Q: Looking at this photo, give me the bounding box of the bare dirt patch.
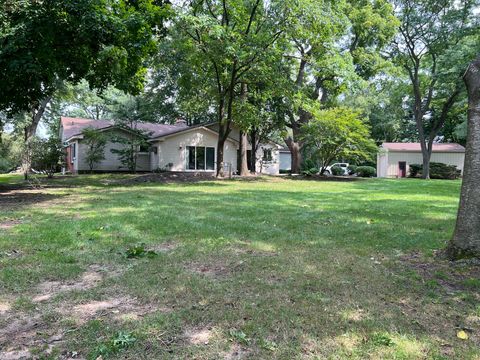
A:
[151,241,178,253]
[33,266,104,302]
[115,172,217,185]
[0,295,166,359]
[223,343,252,359]
[184,326,214,345]
[399,251,480,294]
[0,313,64,360]
[0,219,22,230]
[0,300,11,314]
[0,189,64,210]
[186,259,245,279]
[63,295,164,325]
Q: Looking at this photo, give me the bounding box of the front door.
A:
[398,161,407,178]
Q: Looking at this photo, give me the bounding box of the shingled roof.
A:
[60,117,189,142]
[381,142,465,153]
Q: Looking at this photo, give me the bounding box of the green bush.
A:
[356,166,376,177]
[347,165,357,175]
[331,165,344,176]
[409,162,460,179]
[302,167,319,176]
[409,164,422,177]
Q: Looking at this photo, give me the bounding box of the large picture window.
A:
[187,146,215,170]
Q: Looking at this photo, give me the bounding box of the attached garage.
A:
[377,142,465,178]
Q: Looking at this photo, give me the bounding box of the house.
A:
[60,117,283,175]
[279,147,292,172]
[377,142,465,178]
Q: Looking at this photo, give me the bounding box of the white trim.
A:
[185,145,216,171]
[151,126,240,144]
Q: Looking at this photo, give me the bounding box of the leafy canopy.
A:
[300,107,377,172]
[0,0,170,114]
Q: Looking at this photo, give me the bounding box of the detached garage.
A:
[377,142,465,178]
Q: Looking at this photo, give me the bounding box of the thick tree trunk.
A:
[250,129,258,174]
[22,97,51,180]
[420,140,433,179]
[285,123,303,174]
[446,56,480,259]
[216,136,226,177]
[239,131,249,176]
[238,83,249,176]
[286,138,302,174]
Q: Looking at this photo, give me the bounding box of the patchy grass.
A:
[0,174,479,359]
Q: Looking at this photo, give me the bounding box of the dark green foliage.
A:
[347,165,358,175]
[110,127,151,173]
[0,0,170,115]
[369,332,394,347]
[331,166,344,176]
[409,164,422,178]
[82,127,107,172]
[30,136,64,178]
[409,163,461,180]
[356,166,376,178]
[125,244,157,259]
[302,167,319,176]
[91,331,137,358]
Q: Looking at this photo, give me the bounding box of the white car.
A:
[324,163,349,176]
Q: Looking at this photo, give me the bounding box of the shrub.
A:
[356,166,376,177]
[430,162,461,179]
[409,162,460,179]
[347,164,357,175]
[331,165,344,176]
[302,167,319,176]
[409,164,422,177]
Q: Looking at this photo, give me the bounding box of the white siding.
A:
[378,151,465,178]
[280,152,291,171]
[76,130,151,172]
[255,144,280,175]
[153,128,238,173]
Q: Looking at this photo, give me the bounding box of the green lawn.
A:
[1,175,479,359]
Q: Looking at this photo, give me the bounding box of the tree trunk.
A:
[216,135,226,177]
[239,131,249,176]
[286,138,302,174]
[22,97,51,180]
[250,128,258,174]
[238,83,249,176]
[285,123,303,174]
[446,56,480,259]
[420,142,433,179]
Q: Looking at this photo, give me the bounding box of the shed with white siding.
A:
[377,142,465,178]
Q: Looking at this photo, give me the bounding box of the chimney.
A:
[175,118,187,127]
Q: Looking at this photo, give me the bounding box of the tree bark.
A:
[238,83,249,176]
[285,121,302,174]
[217,135,226,177]
[239,131,249,176]
[250,128,258,174]
[446,56,480,259]
[23,96,51,180]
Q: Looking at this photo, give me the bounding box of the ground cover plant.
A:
[0,174,479,359]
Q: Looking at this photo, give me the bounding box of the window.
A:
[139,144,149,153]
[187,146,215,170]
[263,149,272,162]
[71,143,76,162]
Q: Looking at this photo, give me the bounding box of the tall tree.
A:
[446,56,480,260]
[392,0,478,179]
[168,0,290,176]
[283,0,398,173]
[0,0,169,178]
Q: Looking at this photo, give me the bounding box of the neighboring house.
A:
[279,148,292,172]
[377,142,465,178]
[60,117,284,175]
